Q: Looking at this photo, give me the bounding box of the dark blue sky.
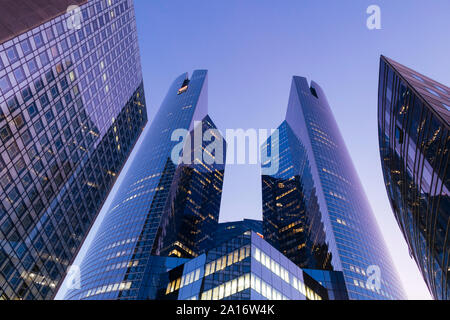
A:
[57,0,450,299]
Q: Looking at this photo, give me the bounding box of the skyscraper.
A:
[262,121,332,270]
[262,76,406,300]
[64,70,227,300]
[378,56,449,300]
[0,0,146,300]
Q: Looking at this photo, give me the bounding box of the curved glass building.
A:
[378,56,449,299]
[262,76,406,300]
[65,70,227,300]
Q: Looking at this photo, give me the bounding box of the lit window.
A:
[224,282,231,297]
[194,268,200,281]
[238,276,244,292]
[231,279,237,295]
[218,284,225,300]
[178,86,188,95]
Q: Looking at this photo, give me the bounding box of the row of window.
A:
[200,273,251,300]
[254,247,322,300]
[84,281,132,298]
[166,267,202,295]
[204,245,251,277]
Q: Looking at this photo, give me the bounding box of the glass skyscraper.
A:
[378,56,449,300]
[0,0,146,300]
[65,70,227,300]
[212,219,263,246]
[262,121,332,271]
[262,76,406,300]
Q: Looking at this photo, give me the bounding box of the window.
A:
[51,45,59,58]
[0,75,12,94]
[55,100,64,113]
[443,103,450,112]
[13,114,25,129]
[69,34,77,46]
[22,86,33,102]
[55,22,65,35]
[0,125,12,142]
[34,33,44,48]
[13,66,26,83]
[27,102,38,118]
[7,142,20,159]
[20,39,32,55]
[6,46,19,63]
[39,51,50,66]
[45,110,54,122]
[50,85,59,99]
[27,58,38,74]
[46,70,55,83]
[7,96,19,112]
[61,78,68,90]
[411,73,424,82]
[39,93,49,107]
[35,78,44,92]
[21,129,32,145]
[433,85,447,95]
[425,87,440,98]
[61,38,69,52]
[46,28,55,41]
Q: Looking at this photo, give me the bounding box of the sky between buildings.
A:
[57,0,450,299]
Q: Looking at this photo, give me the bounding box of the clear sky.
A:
[57,0,450,299]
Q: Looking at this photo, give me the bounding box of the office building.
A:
[0,0,146,300]
[261,76,406,299]
[378,56,449,299]
[164,231,346,300]
[65,70,226,300]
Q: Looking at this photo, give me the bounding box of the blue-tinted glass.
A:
[20,39,32,55]
[262,76,406,300]
[33,32,44,48]
[378,57,449,300]
[27,58,38,74]
[39,51,50,66]
[6,46,19,63]
[0,0,147,301]
[27,102,38,118]
[13,66,26,83]
[0,75,12,94]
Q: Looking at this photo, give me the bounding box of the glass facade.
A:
[165,231,341,301]
[152,115,226,258]
[378,56,449,300]
[212,219,263,247]
[0,0,146,300]
[262,121,332,270]
[65,70,227,300]
[262,76,406,300]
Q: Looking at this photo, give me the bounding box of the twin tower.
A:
[65,70,406,300]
